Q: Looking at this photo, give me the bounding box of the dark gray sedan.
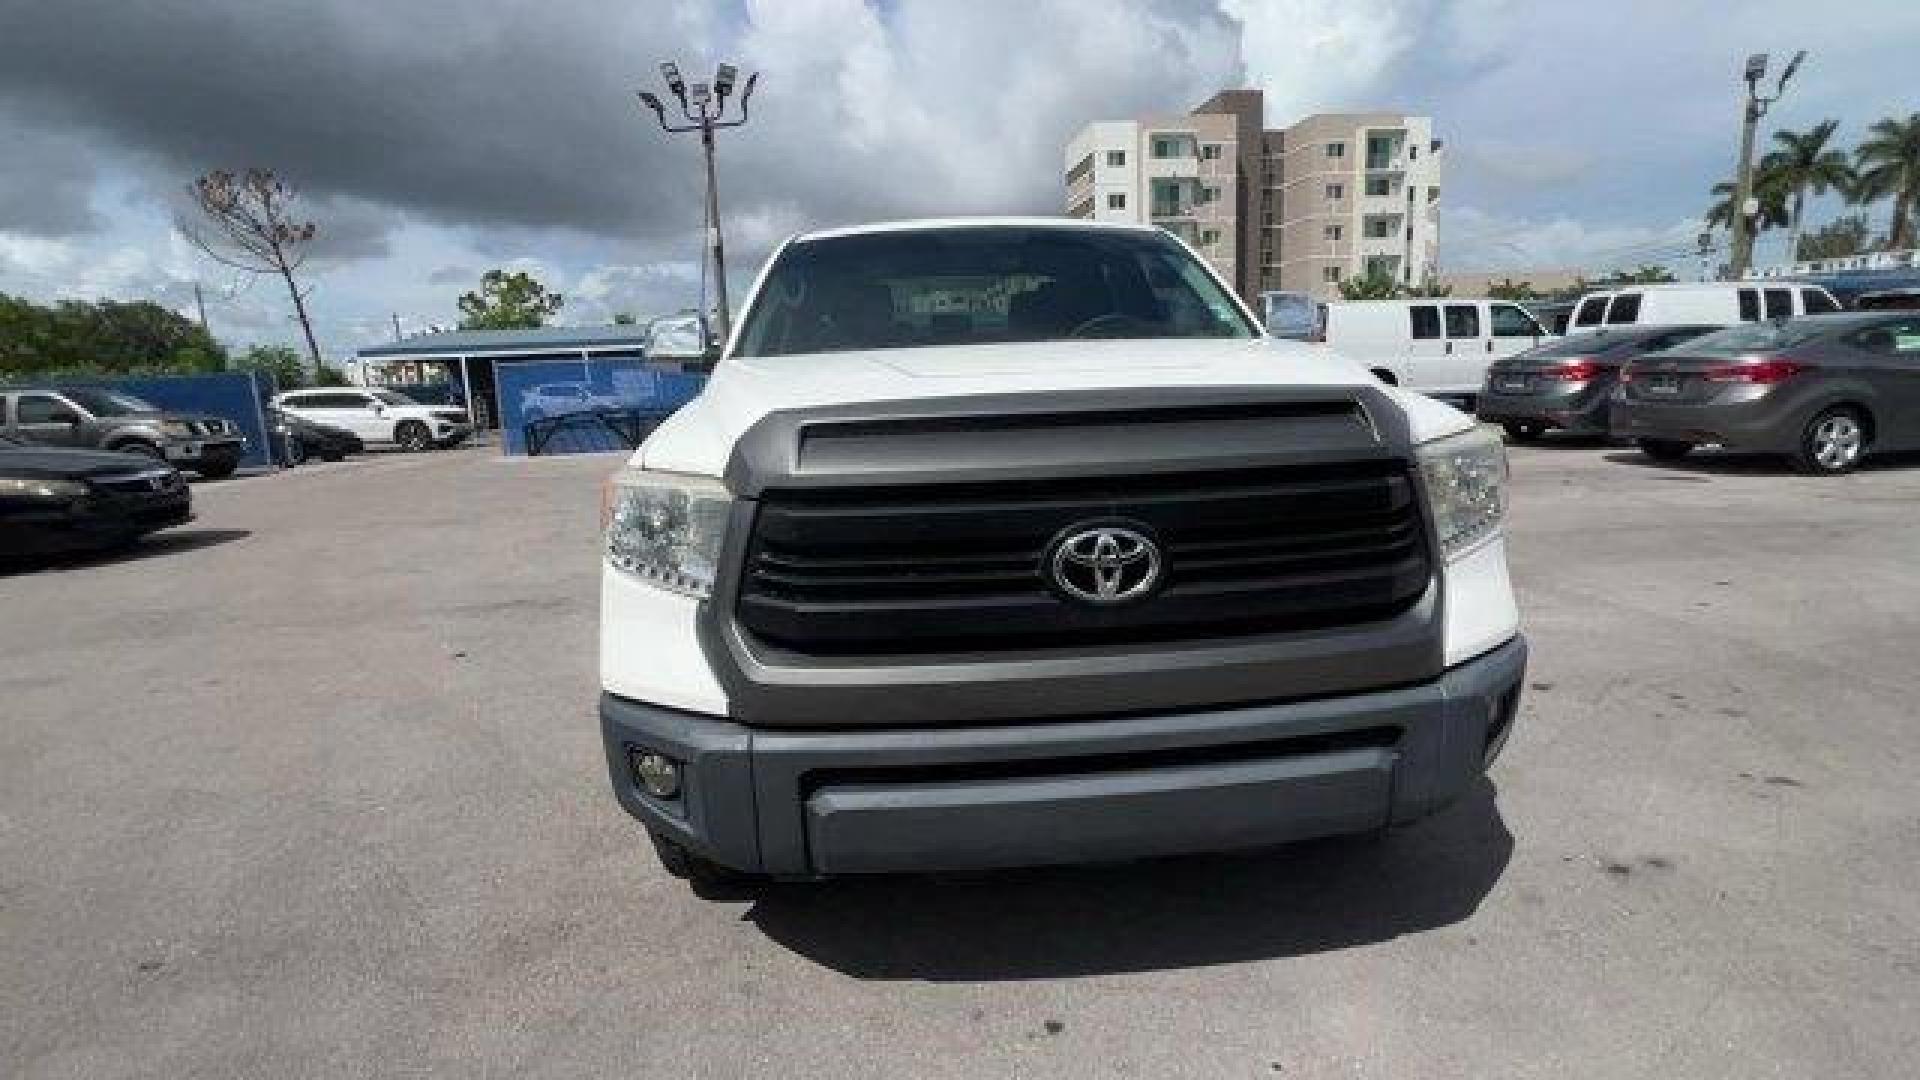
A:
[1477,324,1719,441]
[1611,313,1920,474]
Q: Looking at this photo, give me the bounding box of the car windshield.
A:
[62,388,157,416]
[1665,321,1830,356]
[372,390,420,406]
[734,226,1256,358]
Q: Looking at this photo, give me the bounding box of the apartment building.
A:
[1064,90,1442,302]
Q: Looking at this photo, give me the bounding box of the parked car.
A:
[0,387,247,479]
[1855,287,1920,311]
[1319,298,1552,396]
[0,433,192,557]
[1477,324,1721,441]
[1258,289,1323,340]
[519,381,622,423]
[599,218,1525,888]
[1566,281,1841,334]
[266,406,361,466]
[1612,312,1920,474]
[271,388,471,451]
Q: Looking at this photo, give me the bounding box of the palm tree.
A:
[1706,174,1789,235]
[1854,112,1920,250]
[1763,120,1855,260]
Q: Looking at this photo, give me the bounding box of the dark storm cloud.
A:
[0,109,101,237]
[0,1,694,242]
[0,0,1239,260]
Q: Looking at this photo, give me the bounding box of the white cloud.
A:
[1224,0,1416,119]
[1445,206,1714,275]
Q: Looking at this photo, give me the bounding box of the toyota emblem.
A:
[1050,524,1162,605]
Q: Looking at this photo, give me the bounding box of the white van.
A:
[1319,299,1550,396]
[1566,281,1841,334]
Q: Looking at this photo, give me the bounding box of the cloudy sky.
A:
[2,0,1916,357]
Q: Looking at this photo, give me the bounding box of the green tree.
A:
[1795,213,1874,261]
[1606,265,1677,286]
[235,344,307,389]
[1762,120,1855,259]
[1487,279,1540,302]
[1853,111,1920,250]
[0,292,224,377]
[457,269,564,330]
[1337,269,1405,300]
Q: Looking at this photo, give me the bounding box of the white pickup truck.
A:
[598,218,1525,887]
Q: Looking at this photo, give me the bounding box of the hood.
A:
[0,445,175,480]
[638,338,1474,477]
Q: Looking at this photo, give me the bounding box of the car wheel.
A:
[648,829,759,893]
[1638,438,1694,462]
[115,441,166,460]
[395,420,432,452]
[1793,406,1866,475]
[194,460,238,480]
[284,437,308,467]
[1502,421,1545,443]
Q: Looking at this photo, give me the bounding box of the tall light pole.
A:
[1726,49,1805,280]
[639,61,758,350]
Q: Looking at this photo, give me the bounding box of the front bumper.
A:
[164,438,245,465]
[600,635,1526,877]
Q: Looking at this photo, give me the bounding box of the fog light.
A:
[630,750,681,800]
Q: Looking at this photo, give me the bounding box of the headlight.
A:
[0,476,88,499]
[161,420,197,439]
[1416,426,1508,561]
[602,470,732,598]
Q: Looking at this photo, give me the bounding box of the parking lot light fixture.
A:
[637,59,759,349]
[1727,49,1808,279]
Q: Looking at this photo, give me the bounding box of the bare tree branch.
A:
[178,168,324,370]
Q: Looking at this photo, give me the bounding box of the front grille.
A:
[737,461,1432,656]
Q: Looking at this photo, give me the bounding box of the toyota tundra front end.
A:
[597,219,1525,885]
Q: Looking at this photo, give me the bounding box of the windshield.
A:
[1666,321,1829,356]
[372,390,420,406]
[62,388,157,416]
[735,226,1255,358]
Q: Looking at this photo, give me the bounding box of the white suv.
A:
[273,388,471,451]
[598,218,1526,887]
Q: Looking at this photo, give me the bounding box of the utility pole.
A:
[193,281,212,338]
[638,61,758,350]
[1727,50,1806,279]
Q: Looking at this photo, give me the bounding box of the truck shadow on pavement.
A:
[742,778,1510,980]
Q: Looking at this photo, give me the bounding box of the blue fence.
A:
[494,357,705,456]
[69,371,276,470]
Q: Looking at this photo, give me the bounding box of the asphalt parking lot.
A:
[4,440,1918,1079]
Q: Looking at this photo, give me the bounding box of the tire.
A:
[1502,421,1546,443]
[284,437,308,467]
[319,446,346,462]
[1792,406,1866,475]
[395,420,433,452]
[113,440,166,461]
[194,460,238,480]
[648,830,756,891]
[1638,438,1695,462]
